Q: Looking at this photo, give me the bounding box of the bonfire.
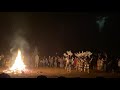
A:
[3,49,26,74]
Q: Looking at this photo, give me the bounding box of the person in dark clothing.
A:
[37,75,47,78]
[0,73,11,78]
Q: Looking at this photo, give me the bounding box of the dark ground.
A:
[0,67,120,78]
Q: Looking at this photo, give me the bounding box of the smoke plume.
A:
[10,29,29,54]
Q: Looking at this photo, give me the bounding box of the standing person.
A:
[101,58,105,71]
[48,56,51,67]
[62,57,65,68]
[86,62,90,73]
[100,58,104,71]
[42,57,45,67]
[45,58,48,67]
[65,56,69,70]
[103,60,107,72]
[39,57,43,67]
[58,56,61,68]
[68,63,71,72]
[103,53,107,71]
[77,60,81,72]
[59,57,62,68]
[70,57,74,69]
[1,54,5,67]
[118,58,120,72]
[83,57,89,73]
[34,47,39,56]
[50,57,54,67]
[75,58,79,71]
[79,58,84,72]
[0,55,2,67]
[84,61,87,72]
[59,57,64,68]
[90,57,94,70]
[54,59,57,68]
[55,56,57,67]
[67,56,73,72]
[79,59,82,72]
[97,58,101,70]
[73,57,77,69]
[35,54,39,68]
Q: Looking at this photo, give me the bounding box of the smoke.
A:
[96,16,108,32]
[10,29,30,54]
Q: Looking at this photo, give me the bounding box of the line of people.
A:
[0,53,110,74]
[1,50,120,73]
[33,54,92,73]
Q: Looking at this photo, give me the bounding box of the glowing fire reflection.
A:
[3,49,26,74]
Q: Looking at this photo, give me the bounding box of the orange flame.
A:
[3,49,26,74]
[10,49,25,72]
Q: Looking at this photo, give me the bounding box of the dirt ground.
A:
[0,67,120,78]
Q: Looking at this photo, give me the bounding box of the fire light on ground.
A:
[3,49,27,74]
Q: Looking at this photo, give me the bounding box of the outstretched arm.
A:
[89,58,93,63]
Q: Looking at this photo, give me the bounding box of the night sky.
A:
[0,12,120,56]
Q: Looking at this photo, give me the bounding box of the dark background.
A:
[0,12,120,56]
